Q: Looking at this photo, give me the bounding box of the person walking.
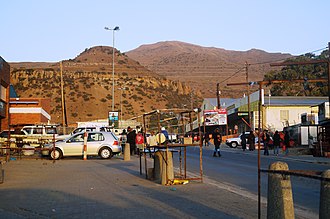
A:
[283,130,290,156]
[240,132,247,151]
[204,132,211,147]
[120,129,127,153]
[135,131,144,156]
[273,130,281,156]
[248,131,255,151]
[212,128,222,157]
[127,127,137,156]
[262,130,270,155]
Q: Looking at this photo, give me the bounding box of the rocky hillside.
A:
[126,41,292,97]
[10,46,199,125]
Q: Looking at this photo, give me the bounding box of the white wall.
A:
[265,106,312,131]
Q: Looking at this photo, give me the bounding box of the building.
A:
[200,90,328,135]
[0,57,11,131]
[9,97,52,128]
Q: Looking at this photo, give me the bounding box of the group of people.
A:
[121,126,170,156]
[240,129,290,156]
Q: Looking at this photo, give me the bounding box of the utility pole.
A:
[245,61,251,128]
[216,83,221,109]
[60,61,67,134]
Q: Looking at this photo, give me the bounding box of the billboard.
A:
[204,109,227,126]
[109,111,119,121]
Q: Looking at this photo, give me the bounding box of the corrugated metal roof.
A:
[204,96,328,108]
[264,96,328,106]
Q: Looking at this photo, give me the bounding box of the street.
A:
[173,144,330,217]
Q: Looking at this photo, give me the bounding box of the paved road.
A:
[174,144,330,218]
[0,156,265,219]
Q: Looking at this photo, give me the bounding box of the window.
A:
[280,110,289,121]
[22,128,33,135]
[88,133,104,142]
[0,85,6,101]
[70,133,84,142]
[33,128,43,134]
[46,127,57,134]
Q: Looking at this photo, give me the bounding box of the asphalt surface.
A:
[0,148,328,219]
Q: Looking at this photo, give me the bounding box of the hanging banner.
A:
[203,109,227,125]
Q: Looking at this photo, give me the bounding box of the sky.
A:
[1,0,330,62]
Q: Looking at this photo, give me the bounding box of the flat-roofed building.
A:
[0,57,11,131]
[9,98,51,127]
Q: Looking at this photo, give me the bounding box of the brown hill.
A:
[126,41,292,98]
[10,46,198,125]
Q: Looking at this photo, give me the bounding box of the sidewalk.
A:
[0,156,265,219]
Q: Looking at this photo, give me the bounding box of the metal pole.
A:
[112,29,115,112]
[120,88,123,128]
[257,82,262,219]
[246,61,251,128]
[216,83,221,109]
[60,61,67,134]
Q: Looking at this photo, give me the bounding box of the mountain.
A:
[10,46,198,125]
[126,41,292,98]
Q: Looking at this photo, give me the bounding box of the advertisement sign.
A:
[108,111,119,128]
[204,109,227,125]
[109,111,119,121]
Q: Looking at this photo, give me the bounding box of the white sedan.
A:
[42,131,121,159]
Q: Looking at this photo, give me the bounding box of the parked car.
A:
[56,127,122,140]
[225,132,250,148]
[42,131,121,159]
[225,132,272,149]
[21,125,58,137]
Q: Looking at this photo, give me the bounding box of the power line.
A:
[218,67,245,85]
[249,46,328,66]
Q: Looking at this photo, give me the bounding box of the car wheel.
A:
[99,147,112,159]
[50,148,62,160]
[230,142,238,148]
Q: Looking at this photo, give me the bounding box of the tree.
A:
[264,50,328,96]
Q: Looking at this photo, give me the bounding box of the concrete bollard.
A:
[320,169,330,219]
[154,151,174,185]
[123,143,130,161]
[267,162,294,219]
[83,132,87,160]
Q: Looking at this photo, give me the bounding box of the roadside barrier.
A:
[262,163,330,219]
[124,143,130,161]
[83,132,87,160]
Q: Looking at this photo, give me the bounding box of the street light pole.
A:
[105,26,120,112]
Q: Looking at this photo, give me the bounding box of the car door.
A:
[64,133,85,156]
[86,132,105,155]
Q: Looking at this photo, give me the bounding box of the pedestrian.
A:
[204,132,211,147]
[248,131,255,151]
[283,130,290,156]
[240,132,247,151]
[273,130,281,156]
[127,127,137,156]
[161,127,169,143]
[262,130,270,155]
[135,131,144,155]
[212,128,222,157]
[120,129,127,153]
